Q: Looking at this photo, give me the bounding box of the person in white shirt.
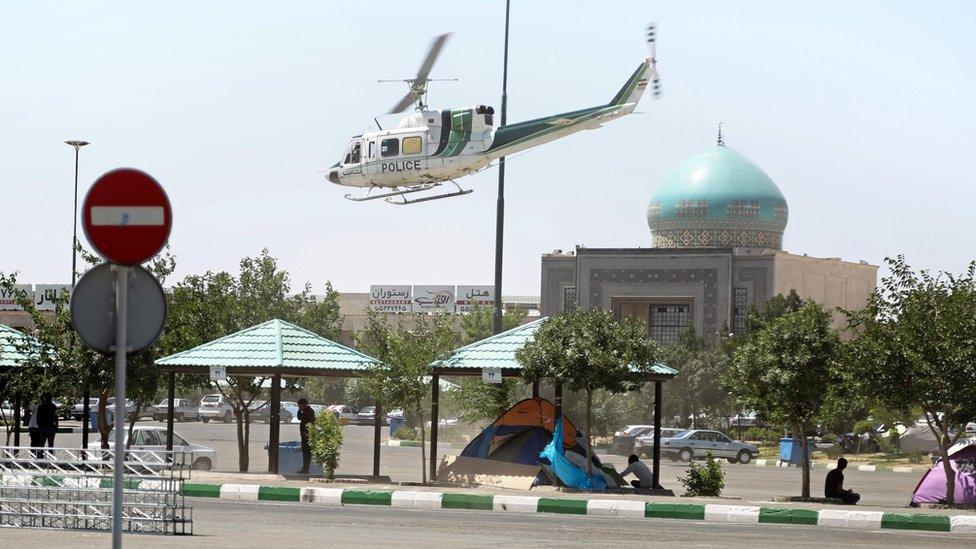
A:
[620,454,653,489]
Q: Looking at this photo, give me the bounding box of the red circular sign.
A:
[82,168,172,266]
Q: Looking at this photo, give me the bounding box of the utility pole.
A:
[66,139,90,449]
[492,0,511,335]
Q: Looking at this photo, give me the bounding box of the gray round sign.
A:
[70,262,166,354]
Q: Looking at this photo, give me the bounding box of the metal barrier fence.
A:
[0,446,193,535]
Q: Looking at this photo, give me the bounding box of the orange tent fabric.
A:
[491,398,579,449]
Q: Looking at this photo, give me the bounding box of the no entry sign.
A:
[82,168,172,266]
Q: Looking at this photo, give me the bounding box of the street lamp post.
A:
[65,139,90,449]
[491,0,511,335]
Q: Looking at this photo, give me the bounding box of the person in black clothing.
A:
[825,457,860,504]
[297,398,316,475]
[36,393,59,450]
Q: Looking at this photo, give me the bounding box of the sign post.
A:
[112,266,127,549]
[74,167,171,549]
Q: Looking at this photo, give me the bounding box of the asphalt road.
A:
[2,499,973,548]
[55,420,923,508]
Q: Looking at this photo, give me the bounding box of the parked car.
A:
[137,402,157,420]
[54,400,73,420]
[661,429,758,464]
[328,404,357,424]
[104,398,138,423]
[611,425,655,455]
[85,426,217,470]
[198,394,234,423]
[290,403,327,424]
[248,400,293,423]
[153,399,200,422]
[634,428,687,458]
[71,398,100,421]
[355,406,381,425]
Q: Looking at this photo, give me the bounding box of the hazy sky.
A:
[3,1,975,295]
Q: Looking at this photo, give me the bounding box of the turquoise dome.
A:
[647,145,788,249]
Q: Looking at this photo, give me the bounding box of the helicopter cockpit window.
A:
[350,142,361,164]
[402,136,422,155]
[381,138,399,157]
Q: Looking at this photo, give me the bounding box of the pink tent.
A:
[909,443,976,506]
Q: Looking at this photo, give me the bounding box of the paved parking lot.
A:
[53,419,925,509]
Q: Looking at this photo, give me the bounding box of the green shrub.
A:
[308,410,343,479]
[876,435,898,457]
[741,427,781,445]
[394,426,417,441]
[825,445,844,459]
[907,451,924,464]
[678,452,725,497]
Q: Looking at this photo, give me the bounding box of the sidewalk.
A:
[179,471,976,533]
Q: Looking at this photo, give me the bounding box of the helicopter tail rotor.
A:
[646,23,662,99]
[383,33,453,113]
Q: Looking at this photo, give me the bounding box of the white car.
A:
[153,399,200,422]
[198,394,234,423]
[85,426,217,471]
[104,398,138,423]
[328,404,357,423]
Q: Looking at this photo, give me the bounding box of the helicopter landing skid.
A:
[385,180,473,205]
[343,184,438,202]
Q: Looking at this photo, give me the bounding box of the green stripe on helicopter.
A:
[439,109,473,157]
[487,104,617,156]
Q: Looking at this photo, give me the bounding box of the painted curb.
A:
[180,483,975,533]
[753,460,924,473]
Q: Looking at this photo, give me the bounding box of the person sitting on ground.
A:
[825,457,860,504]
[620,454,654,489]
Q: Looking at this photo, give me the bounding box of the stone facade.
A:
[541,247,876,344]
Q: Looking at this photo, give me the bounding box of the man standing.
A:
[825,457,860,504]
[297,398,316,475]
[36,393,59,451]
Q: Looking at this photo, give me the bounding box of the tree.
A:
[660,327,730,429]
[725,301,841,498]
[357,310,456,484]
[845,256,976,506]
[452,305,528,423]
[516,310,659,479]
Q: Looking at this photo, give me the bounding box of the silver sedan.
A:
[660,429,758,464]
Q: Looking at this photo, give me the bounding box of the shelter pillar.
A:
[429,373,440,481]
[165,372,175,453]
[268,374,282,474]
[12,391,21,447]
[554,383,563,420]
[653,380,662,488]
[531,381,539,398]
[82,387,90,452]
[372,400,382,478]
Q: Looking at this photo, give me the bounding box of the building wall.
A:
[539,246,876,344]
[572,247,737,344]
[772,252,878,331]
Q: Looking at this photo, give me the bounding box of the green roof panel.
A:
[0,324,35,368]
[431,317,677,377]
[155,319,380,371]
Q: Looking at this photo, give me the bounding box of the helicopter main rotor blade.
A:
[389,91,417,114]
[415,33,451,84]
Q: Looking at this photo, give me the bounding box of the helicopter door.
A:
[343,140,363,176]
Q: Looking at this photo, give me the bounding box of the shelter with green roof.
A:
[155,319,383,475]
[0,324,42,447]
[427,316,677,486]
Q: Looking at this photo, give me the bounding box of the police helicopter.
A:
[328,26,662,205]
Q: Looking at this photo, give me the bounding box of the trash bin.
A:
[779,437,814,465]
[389,416,406,437]
[267,440,322,476]
[89,410,98,432]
